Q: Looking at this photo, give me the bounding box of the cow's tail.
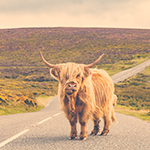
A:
[111,108,117,123]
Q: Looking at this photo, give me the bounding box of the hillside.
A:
[0,27,150,115]
[115,67,150,110]
[1,28,150,82]
[1,27,150,66]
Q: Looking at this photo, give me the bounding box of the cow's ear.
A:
[84,67,91,78]
[50,68,60,80]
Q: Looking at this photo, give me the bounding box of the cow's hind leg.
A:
[100,112,111,136]
[90,117,101,135]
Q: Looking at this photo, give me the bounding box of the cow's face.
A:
[50,63,91,96]
[40,51,104,96]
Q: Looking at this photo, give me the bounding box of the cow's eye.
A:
[66,75,69,80]
[76,74,80,78]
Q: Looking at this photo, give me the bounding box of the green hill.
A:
[0,27,150,115]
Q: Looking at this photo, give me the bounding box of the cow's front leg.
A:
[68,112,77,140]
[79,113,89,140]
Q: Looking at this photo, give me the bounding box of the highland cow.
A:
[40,52,117,140]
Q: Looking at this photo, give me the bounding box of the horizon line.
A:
[0,26,150,30]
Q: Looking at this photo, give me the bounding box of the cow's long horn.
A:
[40,51,57,68]
[85,53,104,68]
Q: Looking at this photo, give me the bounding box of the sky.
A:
[0,0,150,29]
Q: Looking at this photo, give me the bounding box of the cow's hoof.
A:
[100,132,108,136]
[79,132,88,140]
[69,136,77,140]
[90,130,99,135]
[69,131,77,140]
[100,130,109,136]
[79,137,87,140]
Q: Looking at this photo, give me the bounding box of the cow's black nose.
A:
[65,82,77,95]
[68,82,77,88]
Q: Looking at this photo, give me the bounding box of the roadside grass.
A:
[115,105,150,122]
[0,78,58,97]
[0,103,44,116]
[115,67,150,122]
[0,78,58,116]
[98,55,150,76]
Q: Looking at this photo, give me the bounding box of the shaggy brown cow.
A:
[40,51,117,140]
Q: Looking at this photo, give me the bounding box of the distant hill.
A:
[1,27,150,67]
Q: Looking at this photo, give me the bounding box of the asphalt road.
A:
[0,60,150,150]
[112,59,150,84]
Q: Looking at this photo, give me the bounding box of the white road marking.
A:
[37,112,62,125]
[37,117,52,125]
[53,112,61,117]
[0,112,62,148]
[0,129,30,148]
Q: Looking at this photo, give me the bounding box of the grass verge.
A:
[0,103,44,116]
[115,105,150,122]
[115,66,150,122]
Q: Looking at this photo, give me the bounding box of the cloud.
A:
[0,0,134,14]
[0,0,150,29]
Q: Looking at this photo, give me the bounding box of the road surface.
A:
[0,60,150,150]
[112,59,150,83]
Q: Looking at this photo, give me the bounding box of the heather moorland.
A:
[0,27,150,117]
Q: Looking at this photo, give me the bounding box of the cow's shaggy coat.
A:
[40,52,117,140]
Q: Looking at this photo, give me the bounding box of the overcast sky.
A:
[0,0,150,29]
